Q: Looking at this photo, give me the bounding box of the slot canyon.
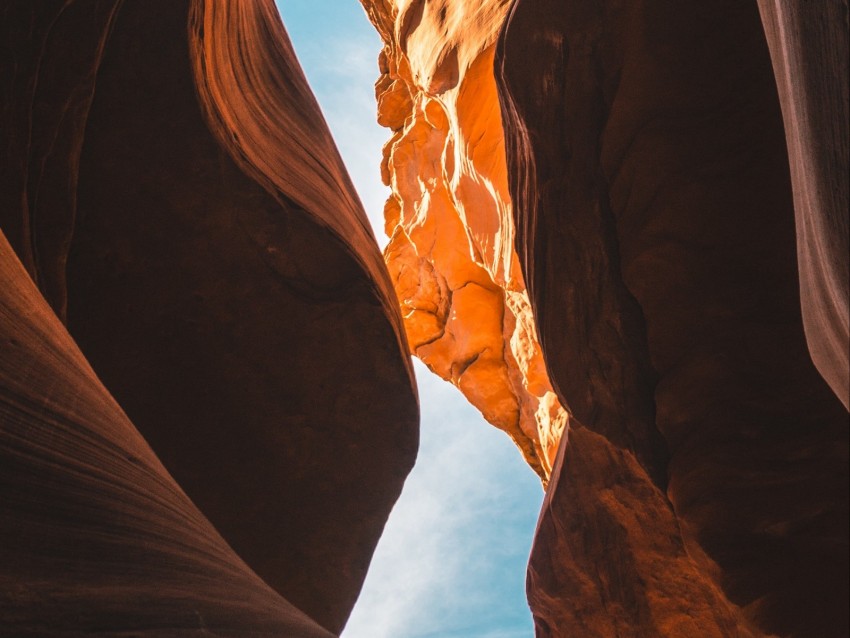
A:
[0,0,847,637]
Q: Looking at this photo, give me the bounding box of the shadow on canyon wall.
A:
[1,1,847,636]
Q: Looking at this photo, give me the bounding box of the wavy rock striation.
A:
[361,0,568,480]
[0,231,332,637]
[757,0,849,410]
[1,0,418,634]
[361,0,848,636]
[497,1,848,637]
[4,0,847,635]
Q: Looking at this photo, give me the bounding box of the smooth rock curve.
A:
[0,0,419,633]
[497,1,848,636]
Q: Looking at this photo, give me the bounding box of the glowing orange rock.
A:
[362,0,568,480]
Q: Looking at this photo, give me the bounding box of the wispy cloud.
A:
[342,363,540,638]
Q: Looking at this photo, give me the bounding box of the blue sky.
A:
[274,2,542,636]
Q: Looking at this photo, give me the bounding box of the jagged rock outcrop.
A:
[361,0,568,480]
[496,1,848,637]
[0,1,418,634]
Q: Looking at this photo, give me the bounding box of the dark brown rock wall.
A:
[497,0,848,636]
[0,0,419,634]
[0,1,123,318]
[0,230,332,637]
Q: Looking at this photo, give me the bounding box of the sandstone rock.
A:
[361,0,568,481]
[5,0,847,635]
[0,1,122,321]
[359,0,848,634]
[0,0,418,633]
[497,1,848,636]
[0,230,332,637]
[757,0,849,410]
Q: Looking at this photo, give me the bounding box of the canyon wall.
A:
[364,0,848,636]
[497,1,847,637]
[0,230,332,637]
[2,0,847,636]
[0,1,418,634]
[361,0,569,481]
[757,1,849,410]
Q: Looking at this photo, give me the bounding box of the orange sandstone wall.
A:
[361,0,567,480]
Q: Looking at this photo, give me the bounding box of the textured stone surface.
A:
[358,0,848,634]
[362,0,568,480]
[530,426,751,638]
[497,1,848,636]
[0,1,122,320]
[0,0,418,634]
[757,0,849,410]
[0,231,333,638]
[4,0,848,635]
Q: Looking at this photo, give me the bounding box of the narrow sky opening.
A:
[274,2,543,636]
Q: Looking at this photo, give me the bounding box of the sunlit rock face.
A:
[497,1,848,637]
[0,1,417,634]
[360,0,569,480]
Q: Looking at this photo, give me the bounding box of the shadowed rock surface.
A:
[0,231,333,637]
[757,0,849,410]
[1,0,418,634]
[357,0,848,632]
[497,0,848,636]
[3,0,848,636]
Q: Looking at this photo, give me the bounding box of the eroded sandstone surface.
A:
[0,1,418,634]
[0,230,333,637]
[757,1,849,410]
[496,1,848,636]
[364,0,849,637]
[361,0,569,480]
[2,0,847,636]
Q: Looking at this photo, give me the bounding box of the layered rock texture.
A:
[497,1,848,634]
[365,0,849,637]
[0,230,332,638]
[361,0,569,480]
[0,1,417,635]
[2,0,848,636]
[757,1,849,410]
